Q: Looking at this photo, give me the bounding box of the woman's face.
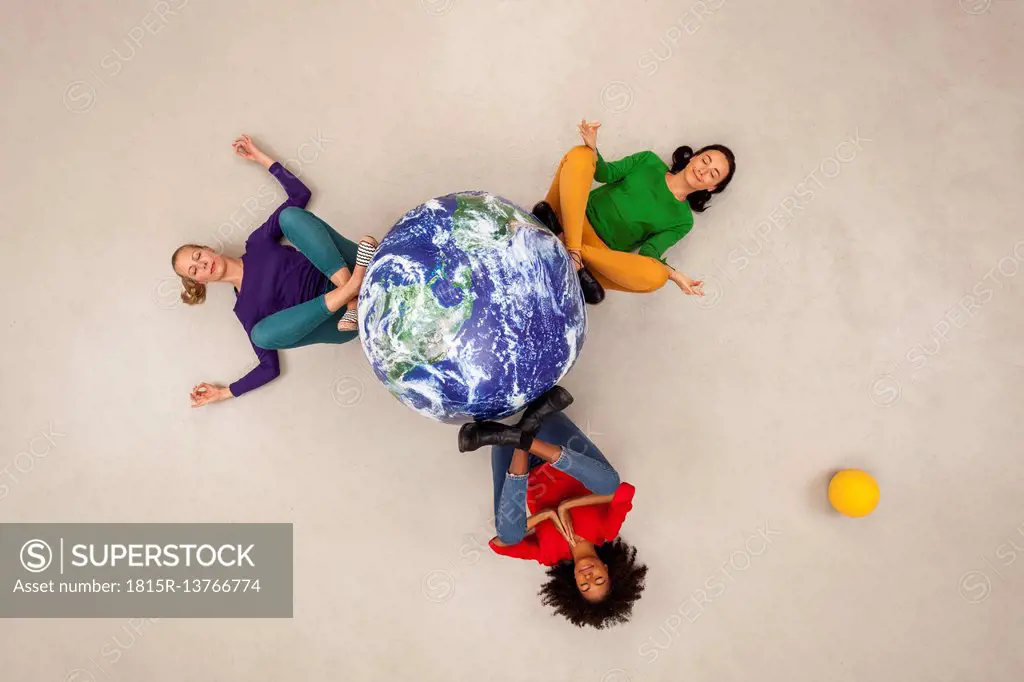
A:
[683,149,730,191]
[174,246,224,283]
[575,555,610,602]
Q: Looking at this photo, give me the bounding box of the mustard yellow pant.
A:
[544,146,670,293]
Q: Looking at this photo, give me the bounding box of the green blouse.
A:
[585,150,694,263]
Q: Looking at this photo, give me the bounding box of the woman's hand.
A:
[670,270,705,297]
[233,134,274,169]
[525,508,575,547]
[190,382,233,408]
[557,506,577,548]
[577,119,601,150]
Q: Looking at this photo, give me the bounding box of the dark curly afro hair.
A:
[538,538,647,629]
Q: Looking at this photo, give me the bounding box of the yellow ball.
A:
[828,469,880,517]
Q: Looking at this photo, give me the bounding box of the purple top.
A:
[228,163,330,397]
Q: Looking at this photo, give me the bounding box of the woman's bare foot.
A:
[329,266,352,289]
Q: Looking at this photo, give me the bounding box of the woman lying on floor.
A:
[534,120,736,304]
[171,134,377,408]
[459,388,647,629]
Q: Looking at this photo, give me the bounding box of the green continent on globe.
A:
[372,264,474,383]
[450,193,533,251]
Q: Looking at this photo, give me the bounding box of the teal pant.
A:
[250,208,359,350]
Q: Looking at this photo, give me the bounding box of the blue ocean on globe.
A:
[357,192,587,422]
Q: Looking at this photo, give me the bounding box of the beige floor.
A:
[2,0,1023,680]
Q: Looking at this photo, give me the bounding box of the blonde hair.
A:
[171,244,212,306]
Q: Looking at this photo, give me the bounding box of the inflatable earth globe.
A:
[357,191,586,422]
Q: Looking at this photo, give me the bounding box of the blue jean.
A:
[491,412,620,545]
[250,208,359,350]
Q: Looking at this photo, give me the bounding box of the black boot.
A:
[458,421,533,453]
[532,201,563,236]
[517,386,574,436]
[577,267,605,305]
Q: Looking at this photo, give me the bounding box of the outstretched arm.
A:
[576,119,652,183]
[234,133,277,171]
[191,342,280,408]
[235,134,312,245]
[230,359,280,399]
[189,319,282,408]
[637,224,689,263]
[225,333,282,400]
[594,150,656,184]
[634,223,705,297]
[667,268,705,297]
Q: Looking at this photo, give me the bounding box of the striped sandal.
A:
[337,307,359,332]
[355,236,379,268]
[337,236,379,332]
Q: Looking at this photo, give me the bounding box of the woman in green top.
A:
[533,120,736,304]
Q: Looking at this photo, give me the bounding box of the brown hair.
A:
[171,244,212,306]
[669,144,736,213]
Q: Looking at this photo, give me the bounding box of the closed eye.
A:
[703,155,710,165]
[580,582,590,592]
[595,576,606,585]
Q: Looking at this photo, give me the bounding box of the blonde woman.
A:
[171,135,376,408]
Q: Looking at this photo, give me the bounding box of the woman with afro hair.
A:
[459,390,647,629]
